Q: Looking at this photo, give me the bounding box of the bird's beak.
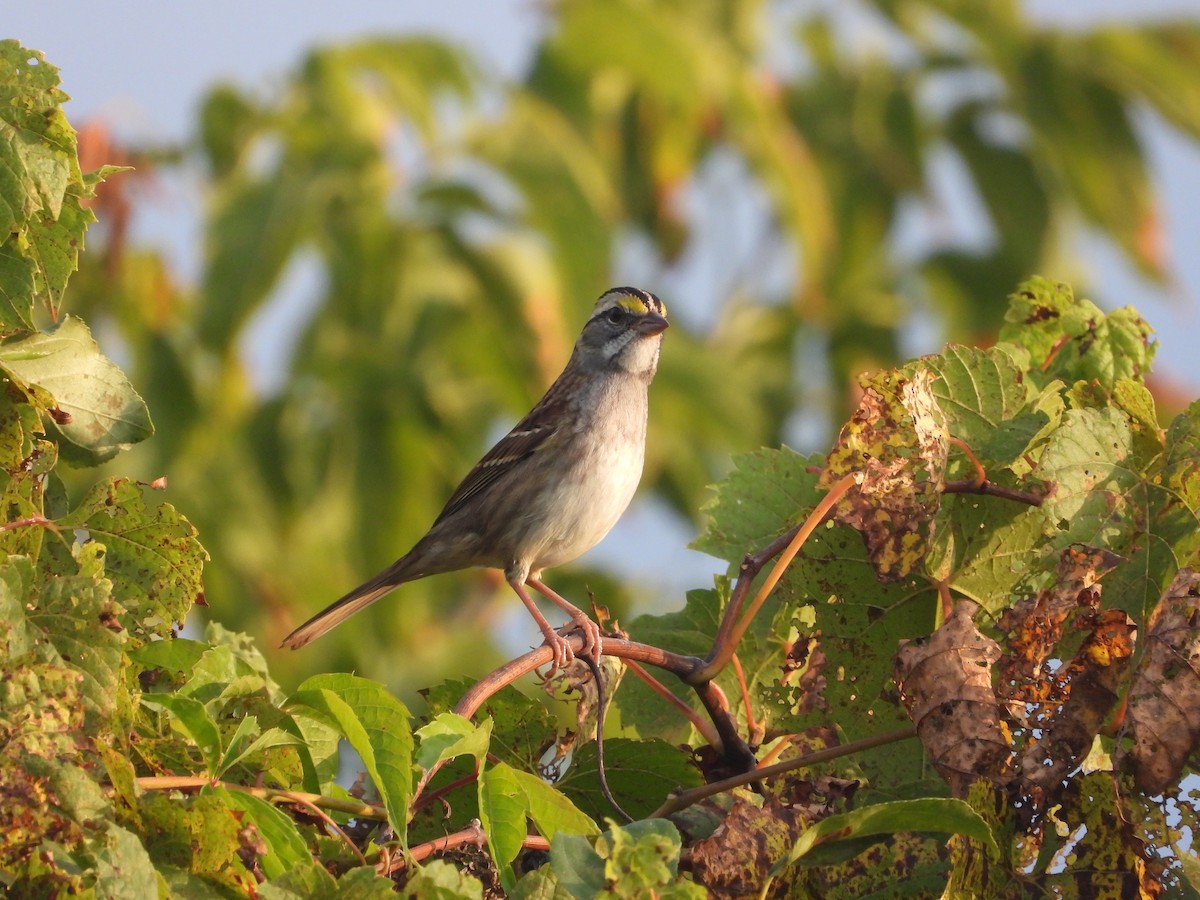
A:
[637,312,669,336]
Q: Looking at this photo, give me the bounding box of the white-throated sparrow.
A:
[282,286,668,669]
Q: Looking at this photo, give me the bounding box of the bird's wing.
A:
[432,394,569,525]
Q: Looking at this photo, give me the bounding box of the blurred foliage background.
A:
[58,0,1200,688]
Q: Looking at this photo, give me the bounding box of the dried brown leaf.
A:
[1018,609,1136,803]
[685,795,809,897]
[1126,569,1200,794]
[997,545,1121,723]
[894,600,1011,796]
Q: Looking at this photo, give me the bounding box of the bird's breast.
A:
[518,386,649,572]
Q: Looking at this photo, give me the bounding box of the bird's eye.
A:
[605,308,625,325]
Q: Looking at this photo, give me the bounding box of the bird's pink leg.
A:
[527,576,603,663]
[508,578,575,673]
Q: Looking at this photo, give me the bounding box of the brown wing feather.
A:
[432,387,572,525]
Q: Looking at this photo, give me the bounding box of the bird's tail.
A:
[281,567,407,650]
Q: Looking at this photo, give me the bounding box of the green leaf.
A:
[510,867,574,900]
[924,343,1059,469]
[779,798,999,870]
[1039,406,1200,618]
[218,726,304,779]
[552,819,700,899]
[289,674,413,837]
[415,712,492,772]
[506,765,599,841]
[25,182,97,313]
[692,446,823,566]
[550,831,607,899]
[92,821,158,899]
[422,678,558,773]
[479,762,528,890]
[948,109,1049,271]
[0,316,153,459]
[141,693,224,776]
[214,788,312,881]
[399,858,484,900]
[931,493,1047,615]
[199,173,310,352]
[998,277,1155,391]
[128,637,211,675]
[1084,24,1200,142]
[0,42,76,230]
[30,551,124,730]
[557,738,702,823]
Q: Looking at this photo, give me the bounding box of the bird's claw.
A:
[538,614,603,677]
[540,628,573,676]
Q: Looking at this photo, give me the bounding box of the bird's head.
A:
[576,286,669,379]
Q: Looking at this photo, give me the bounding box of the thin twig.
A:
[943,478,1043,506]
[411,772,480,814]
[706,526,804,666]
[755,735,795,768]
[701,473,857,682]
[134,775,388,819]
[949,436,987,488]
[383,821,488,875]
[0,515,58,534]
[649,725,919,818]
[412,635,757,808]
[626,659,722,749]
[937,580,953,626]
[730,653,761,747]
[288,792,367,866]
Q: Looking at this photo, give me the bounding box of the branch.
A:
[648,725,918,818]
[383,820,488,874]
[412,635,756,807]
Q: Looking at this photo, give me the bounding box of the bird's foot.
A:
[536,613,603,676]
[538,624,574,676]
[559,611,602,663]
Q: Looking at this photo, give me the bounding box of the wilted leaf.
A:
[1126,569,1200,795]
[1017,608,1135,803]
[895,600,1010,796]
[687,796,809,897]
[821,368,949,581]
[996,545,1121,717]
[56,478,206,632]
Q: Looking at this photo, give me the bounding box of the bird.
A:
[282,286,669,671]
